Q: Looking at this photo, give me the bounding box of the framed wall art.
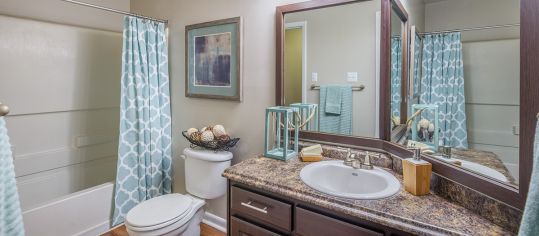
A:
[185,17,242,101]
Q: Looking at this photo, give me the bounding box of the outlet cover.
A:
[311,72,318,82]
[347,72,358,82]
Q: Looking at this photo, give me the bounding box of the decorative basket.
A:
[182,131,240,151]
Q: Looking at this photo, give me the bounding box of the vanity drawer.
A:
[231,186,292,232]
[230,217,281,236]
[295,207,383,236]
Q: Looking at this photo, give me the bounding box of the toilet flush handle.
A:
[180,155,186,160]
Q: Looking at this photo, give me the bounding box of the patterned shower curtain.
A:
[419,32,468,148]
[112,17,172,226]
[390,37,402,119]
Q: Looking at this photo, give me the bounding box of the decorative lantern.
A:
[410,104,439,151]
[289,103,318,132]
[264,106,299,161]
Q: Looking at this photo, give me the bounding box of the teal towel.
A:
[519,119,539,235]
[0,118,25,236]
[319,85,352,135]
[325,86,342,115]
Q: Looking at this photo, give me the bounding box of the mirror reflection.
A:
[283,0,380,137]
[395,0,520,187]
[390,5,406,142]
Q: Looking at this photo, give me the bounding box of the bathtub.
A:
[22,182,115,236]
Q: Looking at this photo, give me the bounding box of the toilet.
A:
[124,148,233,236]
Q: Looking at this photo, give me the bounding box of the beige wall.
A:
[285,1,380,137]
[131,0,280,219]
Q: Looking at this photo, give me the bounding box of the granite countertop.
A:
[223,156,511,236]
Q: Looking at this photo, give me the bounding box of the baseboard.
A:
[75,220,111,236]
[202,212,227,233]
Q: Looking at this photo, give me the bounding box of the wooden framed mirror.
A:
[277,0,539,210]
[381,0,539,210]
[276,0,386,147]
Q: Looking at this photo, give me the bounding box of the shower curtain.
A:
[419,32,468,148]
[112,17,172,226]
[0,118,24,236]
[390,37,402,119]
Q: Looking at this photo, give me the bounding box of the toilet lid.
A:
[126,194,193,228]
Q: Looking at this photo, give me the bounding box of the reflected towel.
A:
[519,119,539,235]
[319,85,352,135]
[0,118,24,236]
[325,86,343,115]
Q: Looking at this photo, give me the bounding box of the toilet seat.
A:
[125,194,198,232]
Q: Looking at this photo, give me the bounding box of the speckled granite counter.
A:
[223,156,512,236]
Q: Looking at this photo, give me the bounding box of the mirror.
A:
[389,0,408,142]
[282,0,380,138]
[395,0,521,187]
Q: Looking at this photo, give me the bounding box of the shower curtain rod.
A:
[420,23,520,35]
[61,0,168,24]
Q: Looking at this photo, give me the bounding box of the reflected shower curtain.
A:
[112,17,172,226]
[390,37,402,119]
[420,32,468,148]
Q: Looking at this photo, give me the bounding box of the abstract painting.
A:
[186,17,242,101]
[194,32,231,87]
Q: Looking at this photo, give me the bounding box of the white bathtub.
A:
[22,182,115,236]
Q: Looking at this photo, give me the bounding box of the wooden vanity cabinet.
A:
[228,181,413,236]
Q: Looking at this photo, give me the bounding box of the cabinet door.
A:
[296,207,384,236]
[230,217,281,236]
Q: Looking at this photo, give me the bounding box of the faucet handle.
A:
[361,152,374,170]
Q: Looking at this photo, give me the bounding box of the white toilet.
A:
[125,148,233,236]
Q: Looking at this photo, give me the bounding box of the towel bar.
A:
[310,84,365,91]
[0,103,9,117]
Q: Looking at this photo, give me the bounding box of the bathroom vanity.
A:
[223,156,510,236]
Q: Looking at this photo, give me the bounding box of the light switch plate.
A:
[347,72,358,82]
[311,72,318,82]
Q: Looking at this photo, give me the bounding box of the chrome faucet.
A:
[344,148,354,167]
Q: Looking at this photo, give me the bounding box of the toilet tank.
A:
[183,148,233,199]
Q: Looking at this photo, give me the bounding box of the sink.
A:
[431,155,508,183]
[300,160,400,200]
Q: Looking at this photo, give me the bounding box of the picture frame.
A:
[185,17,242,101]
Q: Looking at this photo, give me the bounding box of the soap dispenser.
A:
[402,148,432,196]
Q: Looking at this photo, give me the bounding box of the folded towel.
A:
[325,86,343,115]
[519,119,539,235]
[0,118,25,236]
[319,85,353,135]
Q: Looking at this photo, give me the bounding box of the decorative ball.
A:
[217,134,231,143]
[187,128,198,136]
[201,125,213,132]
[201,130,215,142]
[419,118,430,129]
[212,125,227,137]
[189,131,202,142]
[428,123,435,132]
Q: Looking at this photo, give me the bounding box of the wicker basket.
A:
[182,131,239,151]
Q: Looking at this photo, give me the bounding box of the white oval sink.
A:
[300,161,400,200]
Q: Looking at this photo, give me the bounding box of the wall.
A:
[131,0,279,219]
[424,0,520,180]
[0,0,128,216]
[285,1,380,137]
